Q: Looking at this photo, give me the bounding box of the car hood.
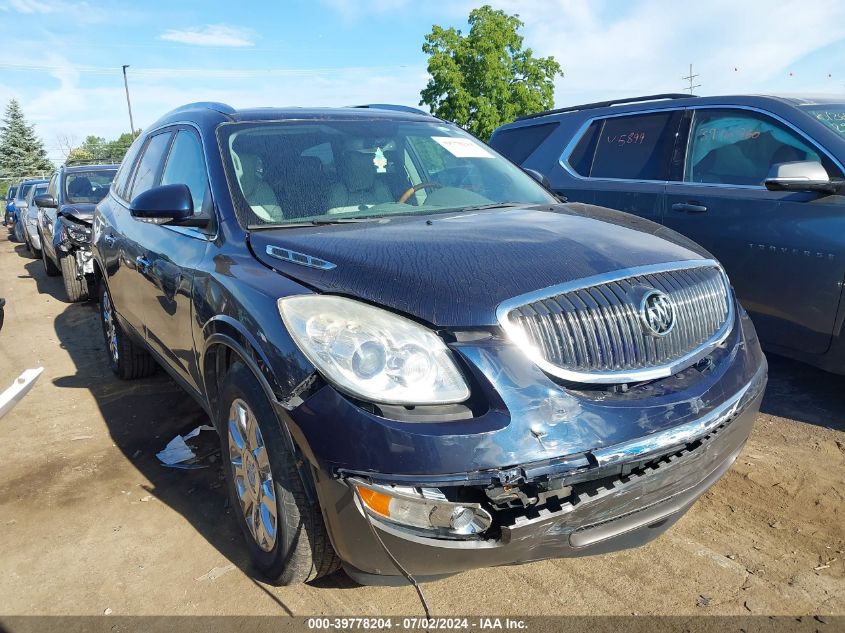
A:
[249,203,710,327]
[58,203,96,225]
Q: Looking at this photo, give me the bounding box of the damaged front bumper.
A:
[280,303,767,583]
[311,364,764,583]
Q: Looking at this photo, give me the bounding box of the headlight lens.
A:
[278,295,470,405]
[65,225,92,243]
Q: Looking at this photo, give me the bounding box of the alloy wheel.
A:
[101,290,119,364]
[228,398,278,552]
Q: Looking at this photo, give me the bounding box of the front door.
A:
[134,128,213,391]
[664,107,845,355]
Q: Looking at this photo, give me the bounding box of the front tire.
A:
[60,253,90,302]
[98,282,156,379]
[219,363,340,585]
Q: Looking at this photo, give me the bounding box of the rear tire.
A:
[98,281,156,379]
[60,253,90,302]
[41,245,60,277]
[219,363,340,585]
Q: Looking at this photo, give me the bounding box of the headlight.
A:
[278,295,469,405]
[65,225,92,243]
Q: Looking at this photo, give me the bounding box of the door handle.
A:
[671,202,708,214]
[103,233,116,247]
[135,256,150,272]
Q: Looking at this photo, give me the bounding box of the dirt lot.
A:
[0,234,843,617]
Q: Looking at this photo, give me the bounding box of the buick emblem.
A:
[640,289,675,337]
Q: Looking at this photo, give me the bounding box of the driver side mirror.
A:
[129,184,195,224]
[764,161,840,194]
[34,194,57,209]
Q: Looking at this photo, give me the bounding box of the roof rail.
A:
[353,104,433,117]
[516,93,697,121]
[167,101,236,116]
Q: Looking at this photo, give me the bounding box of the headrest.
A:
[339,151,375,192]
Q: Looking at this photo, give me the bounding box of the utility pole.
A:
[682,63,701,95]
[121,64,136,137]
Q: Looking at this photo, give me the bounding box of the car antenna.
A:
[351,485,432,618]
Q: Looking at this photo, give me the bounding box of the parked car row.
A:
[4,164,118,302]
[490,93,845,374]
[3,101,759,588]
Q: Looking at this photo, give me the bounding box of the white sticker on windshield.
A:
[431,136,494,158]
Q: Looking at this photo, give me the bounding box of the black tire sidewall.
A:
[218,363,315,584]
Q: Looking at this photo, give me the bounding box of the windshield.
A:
[802,104,845,140]
[218,118,555,227]
[28,185,47,203]
[15,182,38,202]
[64,169,117,204]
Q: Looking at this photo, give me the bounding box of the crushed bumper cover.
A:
[311,364,765,583]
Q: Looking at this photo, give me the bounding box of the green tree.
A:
[0,98,54,185]
[66,132,137,165]
[420,5,562,140]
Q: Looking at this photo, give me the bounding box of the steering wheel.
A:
[398,181,442,204]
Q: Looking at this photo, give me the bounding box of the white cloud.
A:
[158,24,255,48]
[473,0,845,104]
[1,0,59,13]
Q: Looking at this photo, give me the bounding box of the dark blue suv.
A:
[93,102,766,585]
[490,94,845,374]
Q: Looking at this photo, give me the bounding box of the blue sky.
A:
[1,0,844,163]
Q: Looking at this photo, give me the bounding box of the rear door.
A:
[558,109,683,224]
[664,106,845,354]
[99,131,174,331]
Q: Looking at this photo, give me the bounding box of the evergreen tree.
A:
[0,98,54,184]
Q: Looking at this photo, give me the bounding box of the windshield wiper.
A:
[454,202,526,212]
[248,217,376,230]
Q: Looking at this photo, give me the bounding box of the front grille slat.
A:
[503,263,732,382]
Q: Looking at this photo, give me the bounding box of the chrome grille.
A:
[498,261,733,384]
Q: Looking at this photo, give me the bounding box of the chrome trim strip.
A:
[557,103,845,185]
[592,363,765,466]
[265,245,336,270]
[495,259,734,384]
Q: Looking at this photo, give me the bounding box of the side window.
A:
[127,132,173,202]
[161,130,208,214]
[568,121,601,176]
[584,111,682,180]
[489,122,559,165]
[685,109,829,186]
[113,135,146,201]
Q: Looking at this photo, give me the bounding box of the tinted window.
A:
[7,186,17,200]
[586,111,681,180]
[686,109,826,186]
[128,132,173,201]
[568,121,601,176]
[489,122,559,165]
[161,130,208,214]
[801,104,845,140]
[47,174,57,198]
[113,135,146,201]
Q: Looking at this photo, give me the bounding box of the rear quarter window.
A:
[489,122,559,165]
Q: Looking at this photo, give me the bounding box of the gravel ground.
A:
[0,234,842,616]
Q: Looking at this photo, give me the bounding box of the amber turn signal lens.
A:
[357,486,392,517]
